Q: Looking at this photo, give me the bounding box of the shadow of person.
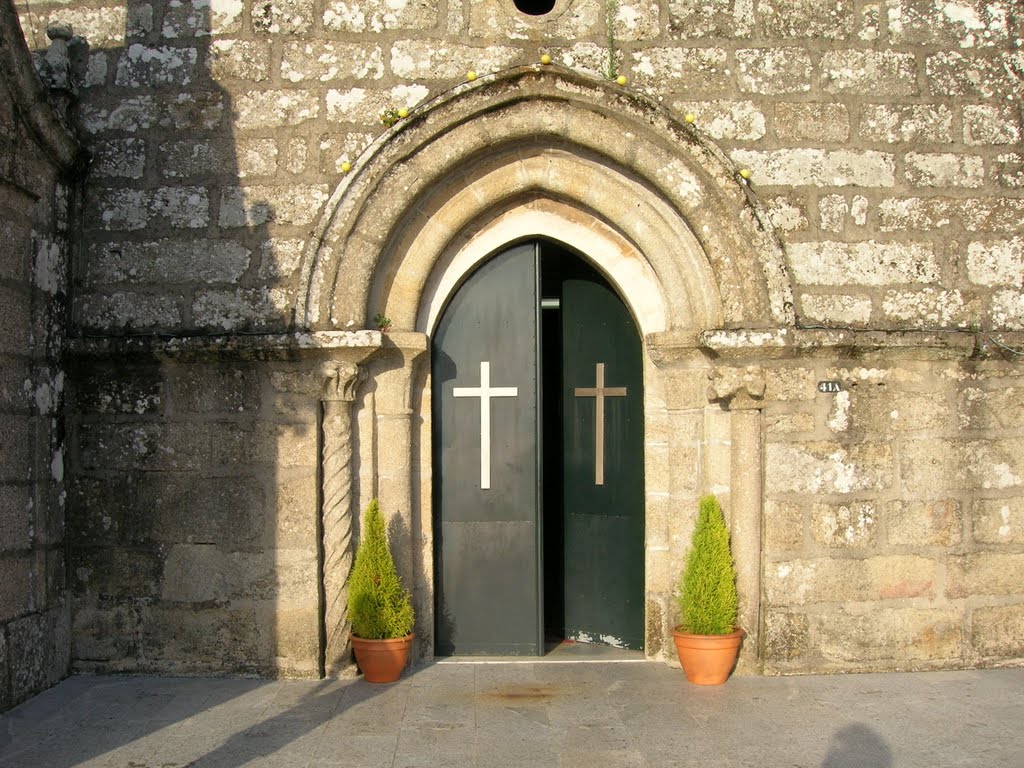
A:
[821,723,893,768]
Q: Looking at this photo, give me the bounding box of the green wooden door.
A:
[432,241,644,655]
[559,260,645,650]
[432,243,542,655]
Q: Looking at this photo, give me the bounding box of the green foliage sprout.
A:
[349,499,415,639]
[676,494,738,635]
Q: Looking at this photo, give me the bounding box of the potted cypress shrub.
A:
[348,499,415,683]
[672,494,744,685]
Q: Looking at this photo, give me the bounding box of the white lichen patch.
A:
[965,238,1024,287]
[800,294,872,325]
[827,390,850,432]
[881,288,972,327]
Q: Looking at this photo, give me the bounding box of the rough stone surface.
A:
[6,0,1024,691]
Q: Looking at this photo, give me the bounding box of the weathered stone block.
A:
[811,501,877,548]
[763,611,808,661]
[142,604,262,671]
[141,473,267,550]
[764,498,804,550]
[899,438,1024,493]
[0,555,32,622]
[70,546,162,600]
[887,499,962,547]
[963,105,1022,145]
[765,194,809,232]
[282,42,384,82]
[170,365,261,413]
[905,153,984,188]
[992,290,1024,330]
[971,604,1024,658]
[89,239,250,285]
[672,101,765,140]
[276,473,319,549]
[0,486,31,552]
[67,475,141,546]
[191,287,292,331]
[218,185,329,228]
[887,0,1012,48]
[234,90,318,130]
[764,366,817,401]
[766,441,894,495]
[390,41,520,79]
[729,149,895,186]
[809,608,962,664]
[971,498,1024,544]
[9,609,68,703]
[859,104,954,143]
[90,139,146,179]
[251,0,314,34]
[630,47,731,91]
[958,386,1024,430]
[318,132,374,173]
[668,0,753,38]
[966,238,1024,287]
[774,103,849,142]
[0,415,31,484]
[947,553,1024,598]
[259,238,306,280]
[89,188,148,232]
[324,0,439,32]
[765,411,815,436]
[207,40,271,82]
[800,293,872,325]
[760,0,854,38]
[72,604,140,663]
[78,292,182,331]
[78,422,208,473]
[325,84,430,124]
[881,288,974,328]
[273,607,320,677]
[115,44,198,87]
[735,48,811,94]
[765,555,936,605]
[993,153,1024,188]
[159,91,224,131]
[822,50,917,94]
[788,241,937,286]
[925,51,1019,98]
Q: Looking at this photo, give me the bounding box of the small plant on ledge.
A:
[373,313,392,333]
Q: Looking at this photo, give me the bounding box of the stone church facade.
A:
[2,0,1022,709]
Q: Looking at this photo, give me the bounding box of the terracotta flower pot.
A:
[672,627,745,685]
[351,633,414,683]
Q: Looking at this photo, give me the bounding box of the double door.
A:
[432,240,644,655]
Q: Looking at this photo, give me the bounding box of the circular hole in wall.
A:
[514,0,556,15]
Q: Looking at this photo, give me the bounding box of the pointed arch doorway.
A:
[431,239,644,656]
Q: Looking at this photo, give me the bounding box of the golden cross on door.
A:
[574,362,627,486]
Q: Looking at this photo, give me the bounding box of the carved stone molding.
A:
[707,365,766,410]
[321,360,364,403]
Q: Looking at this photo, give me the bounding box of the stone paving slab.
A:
[0,663,1021,767]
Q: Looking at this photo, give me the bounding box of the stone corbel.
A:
[707,365,766,410]
[321,360,364,402]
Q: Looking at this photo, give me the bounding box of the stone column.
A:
[320,360,364,677]
[369,332,429,659]
[731,408,763,674]
[708,365,765,673]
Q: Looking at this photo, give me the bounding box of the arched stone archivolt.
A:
[302,67,785,665]
[294,66,793,334]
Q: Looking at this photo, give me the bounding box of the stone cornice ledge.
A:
[66,331,384,363]
[649,328,1022,365]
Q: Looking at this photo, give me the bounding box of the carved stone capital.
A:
[707,365,766,409]
[321,361,364,402]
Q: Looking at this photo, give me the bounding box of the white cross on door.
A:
[574,362,628,486]
[452,361,519,490]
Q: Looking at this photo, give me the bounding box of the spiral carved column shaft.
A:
[320,361,363,677]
